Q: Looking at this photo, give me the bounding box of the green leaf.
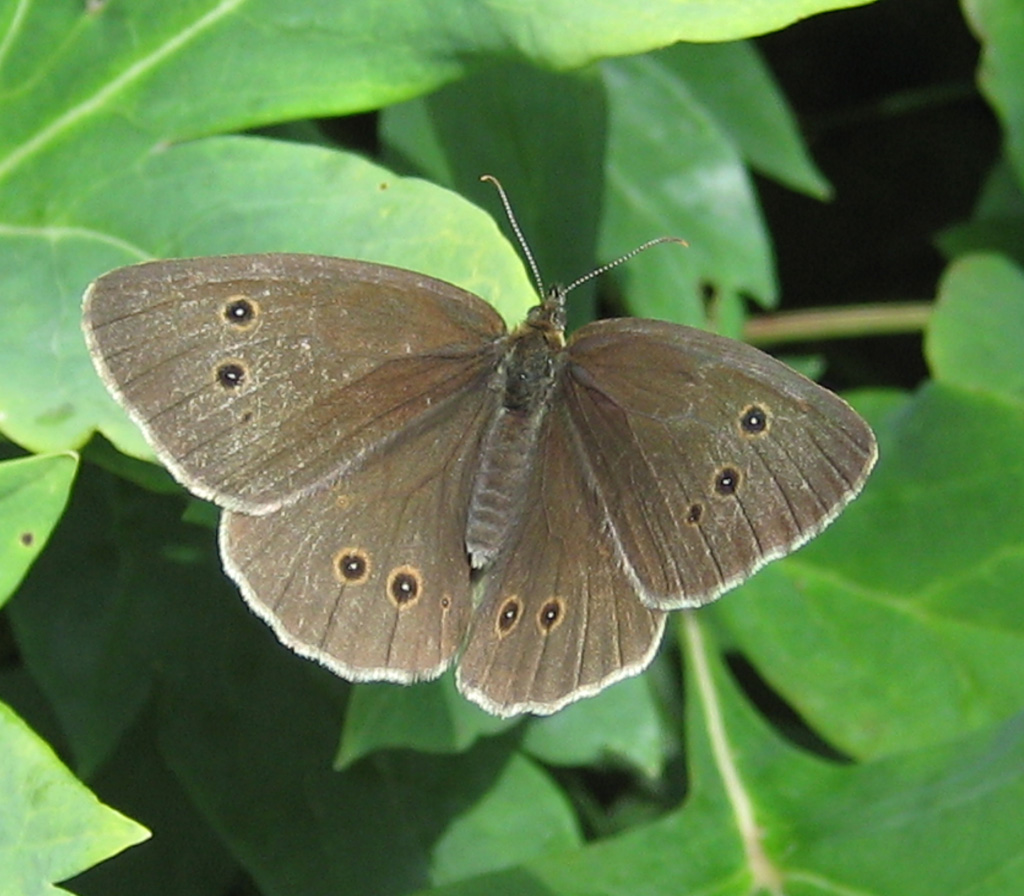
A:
[717,380,1024,759]
[337,675,516,769]
[0,701,149,896]
[711,254,1024,759]
[601,53,776,328]
[9,467,578,894]
[521,676,668,779]
[9,466,197,775]
[64,705,241,896]
[381,63,607,329]
[80,435,180,497]
[428,754,581,886]
[0,0,880,204]
[965,0,1024,188]
[0,453,77,603]
[655,42,831,199]
[417,617,1024,896]
[937,158,1024,265]
[383,44,824,334]
[339,632,668,779]
[155,571,578,895]
[926,252,1024,401]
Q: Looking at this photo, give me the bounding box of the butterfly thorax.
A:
[465,311,566,569]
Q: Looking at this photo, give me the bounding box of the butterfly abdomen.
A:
[466,327,564,568]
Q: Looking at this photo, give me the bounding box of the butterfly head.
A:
[481,173,684,341]
[525,284,568,336]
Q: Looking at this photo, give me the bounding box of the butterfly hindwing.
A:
[457,403,667,716]
[220,376,500,682]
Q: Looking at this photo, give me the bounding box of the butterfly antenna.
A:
[562,236,687,295]
[481,175,546,298]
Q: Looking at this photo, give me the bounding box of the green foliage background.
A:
[2,0,1023,894]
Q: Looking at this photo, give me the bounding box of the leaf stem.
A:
[743,302,931,347]
[683,612,784,896]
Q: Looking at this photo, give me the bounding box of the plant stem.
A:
[743,302,932,347]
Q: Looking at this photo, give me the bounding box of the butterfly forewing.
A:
[83,254,507,514]
[563,318,877,610]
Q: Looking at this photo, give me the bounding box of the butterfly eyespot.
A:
[215,361,247,389]
[20,531,34,546]
[714,466,741,496]
[387,565,422,608]
[537,598,565,634]
[223,297,259,328]
[686,503,703,525]
[440,594,451,610]
[739,404,769,436]
[496,597,522,636]
[333,548,370,585]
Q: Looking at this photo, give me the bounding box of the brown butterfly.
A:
[82,188,875,716]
